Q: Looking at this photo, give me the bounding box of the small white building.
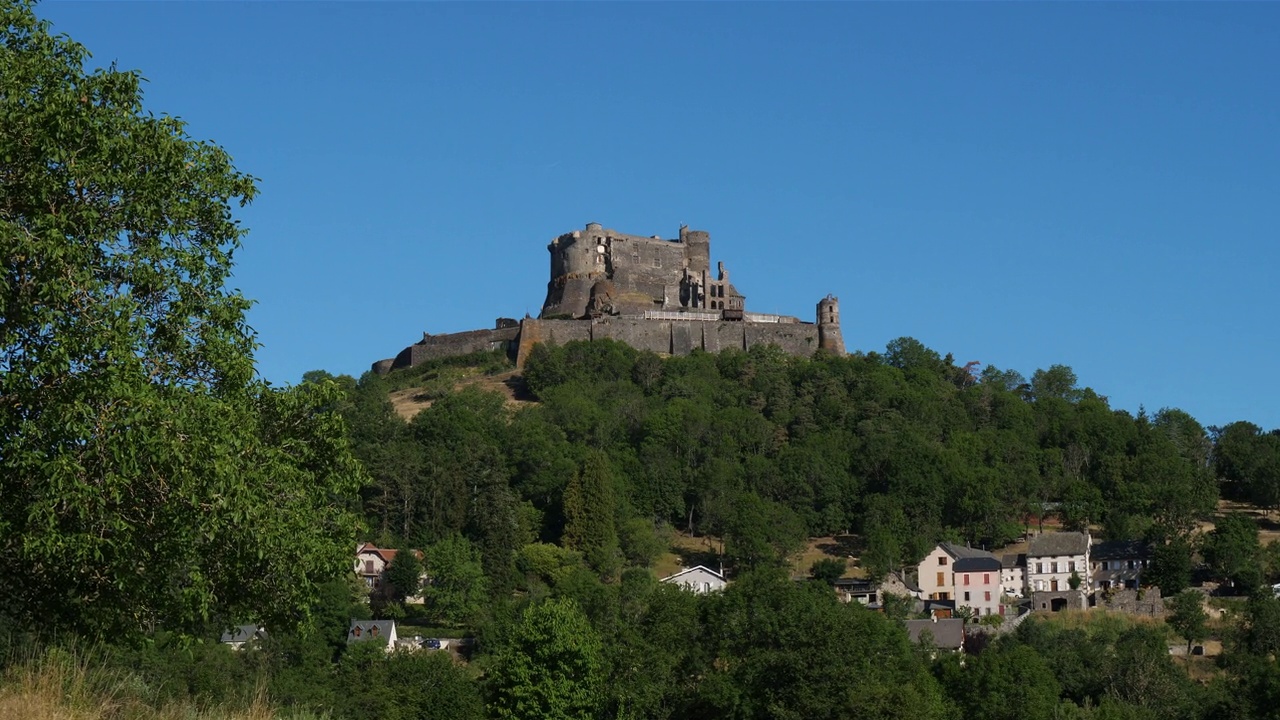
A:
[219,625,267,651]
[1026,532,1091,593]
[660,565,726,594]
[348,620,398,653]
[1001,553,1027,597]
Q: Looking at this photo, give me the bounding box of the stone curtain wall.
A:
[374,317,826,373]
[1092,588,1165,617]
[513,318,820,368]
[386,326,522,372]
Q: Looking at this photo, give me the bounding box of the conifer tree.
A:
[563,452,620,578]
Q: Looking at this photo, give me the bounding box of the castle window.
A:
[653,255,661,268]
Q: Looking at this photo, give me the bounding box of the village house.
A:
[660,566,726,594]
[833,578,880,607]
[219,625,267,651]
[953,555,1004,618]
[1026,532,1091,593]
[355,543,397,591]
[916,542,1000,602]
[348,620,398,653]
[1001,553,1027,597]
[354,542,426,603]
[1090,539,1151,591]
[904,618,965,653]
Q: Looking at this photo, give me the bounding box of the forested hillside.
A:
[336,339,1227,580]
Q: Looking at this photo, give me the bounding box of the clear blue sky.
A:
[38,2,1280,431]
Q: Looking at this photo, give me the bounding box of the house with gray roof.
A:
[916,542,998,603]
[348,620,398,653]
[1001,553,1027,598]
[953,555,1004,618]
[904,618,965,653]
[1090,539,1152,591]
[219,624,267,651]
[660,566,726,594]
[1027,531,1091,604]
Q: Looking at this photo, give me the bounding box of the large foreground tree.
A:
[0,0,363,638]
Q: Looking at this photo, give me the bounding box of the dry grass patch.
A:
[389,368,535,420]
[791,536,865,579]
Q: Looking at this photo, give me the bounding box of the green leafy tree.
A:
[0,2,362,638]
[423,534,489,628]
[618,517,670,568]
[487,598,605,720]
[1204,513,1263,590]
[810,558,846,585]
[383,549,423,603]
[949,643,1061,720]
[1166,590,1208,655]
[722,492,806,569]
[1146,534,1194,596]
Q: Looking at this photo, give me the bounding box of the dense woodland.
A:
[11,0,1280,717]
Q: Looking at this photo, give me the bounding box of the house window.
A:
[1052,562,1059,574]
[939,556,948,566]
[985,591,992,602]
[1069,561,1076,573]
[353,627,362,637]
[964,592,971,602]
[1036,563,1043,574]
[364,560,374,574]
[936,571,945,586]
[964,574,970,586]
[984,573,990,584]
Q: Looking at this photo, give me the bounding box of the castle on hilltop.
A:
[372,222,844,374]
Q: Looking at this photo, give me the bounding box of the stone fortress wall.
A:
[373,222,844,374]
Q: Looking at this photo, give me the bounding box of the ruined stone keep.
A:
[372,222,844,374]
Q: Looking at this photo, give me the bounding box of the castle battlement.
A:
[372,222,843,374]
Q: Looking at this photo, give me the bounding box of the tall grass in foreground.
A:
[0,645,323,720]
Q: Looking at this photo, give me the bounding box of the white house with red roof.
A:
[355,543,425,603]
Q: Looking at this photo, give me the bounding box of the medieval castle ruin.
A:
[372,222,844,374]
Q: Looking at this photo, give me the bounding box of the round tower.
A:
[817,295,845,355]
[541,223,606,318]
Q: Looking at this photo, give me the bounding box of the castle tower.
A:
[542,222,606,318]
[817,295,845,355]
[681,226,711,275]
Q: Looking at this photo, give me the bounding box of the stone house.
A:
[660,565,726,594]
[1026,532,1091,594]
[1090,539,1151,591]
